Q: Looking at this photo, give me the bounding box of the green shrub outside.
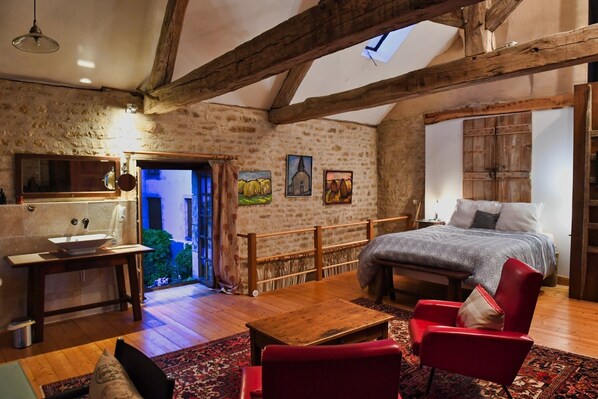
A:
[142,229,173,287]
[174,244,193,281]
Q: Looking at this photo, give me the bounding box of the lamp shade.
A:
[12,22,59,53]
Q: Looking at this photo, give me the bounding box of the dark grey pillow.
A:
[470,210,500,229]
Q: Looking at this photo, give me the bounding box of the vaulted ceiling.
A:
[0,0,592,126]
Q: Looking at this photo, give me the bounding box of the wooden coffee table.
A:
[245,298,394,365]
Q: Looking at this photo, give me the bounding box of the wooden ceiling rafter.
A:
[143,0,487,114]
[270,61,313,109]
[146,0,190,91]
[463,2,493,56]
[431,10,465,28]
[268,24,598,124]
[424,94,574,124]
[485,0,523,32]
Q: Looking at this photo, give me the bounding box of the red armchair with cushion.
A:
[239,339,403,399]
[408,258,543,399]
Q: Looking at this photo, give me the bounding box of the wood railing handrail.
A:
[240,214,411,295]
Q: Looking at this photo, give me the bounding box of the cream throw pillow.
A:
[495,202,545,233]
[456,285,505,331]
[89,349,142,399]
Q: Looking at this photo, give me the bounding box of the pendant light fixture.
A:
[12,0,60,53]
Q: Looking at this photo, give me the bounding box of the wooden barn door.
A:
[463,112,531,202]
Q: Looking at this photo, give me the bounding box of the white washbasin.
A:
[48,234,113,255]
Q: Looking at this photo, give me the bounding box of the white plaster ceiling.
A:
[0,0,458,125]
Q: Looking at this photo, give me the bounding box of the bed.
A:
[357,200,557,295]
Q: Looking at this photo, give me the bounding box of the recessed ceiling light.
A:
[77,59,95,69]
[79,78,92,84]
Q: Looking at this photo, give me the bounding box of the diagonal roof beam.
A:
[270,62,313,109]
[146,0,189,91]
[431,10,465,28]
[143,0,486,114]
[485,0,523,32]
[268,24,598,124]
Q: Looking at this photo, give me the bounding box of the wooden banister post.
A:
[248,233,258,296]
[314,226,323,281]
[367,219,375,241]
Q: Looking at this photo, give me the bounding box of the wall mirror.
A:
[15,153,121,199]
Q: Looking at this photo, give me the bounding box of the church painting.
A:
[324,170,353,205]
[286,155,312,197]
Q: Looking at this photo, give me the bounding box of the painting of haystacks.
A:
[238,171,272,205]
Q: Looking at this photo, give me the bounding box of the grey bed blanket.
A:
[357,225,556,295]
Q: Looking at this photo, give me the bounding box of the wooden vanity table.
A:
[5,244,153,343]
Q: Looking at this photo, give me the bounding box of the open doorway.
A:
[137,162,214,291]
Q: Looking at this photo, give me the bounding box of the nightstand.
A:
[415,219,445,229]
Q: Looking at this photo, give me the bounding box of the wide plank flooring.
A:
[1,271,597,398]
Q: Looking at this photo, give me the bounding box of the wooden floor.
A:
[1,271,597,398]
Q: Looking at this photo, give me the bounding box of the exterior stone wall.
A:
[0,79,378,330]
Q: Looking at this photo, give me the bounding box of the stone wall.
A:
[0,78,378,330]
[377,115,425,222]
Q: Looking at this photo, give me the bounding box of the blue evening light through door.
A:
[140,168,213,289]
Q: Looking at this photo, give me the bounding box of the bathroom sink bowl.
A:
[48,234,113,255]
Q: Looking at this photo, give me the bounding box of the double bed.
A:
[357,200,557,296]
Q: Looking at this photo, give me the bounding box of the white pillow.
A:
[448,199,502,228]
[495,202,545,233]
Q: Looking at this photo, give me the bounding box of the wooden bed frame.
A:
[371,255,558,304]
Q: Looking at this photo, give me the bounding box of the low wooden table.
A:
[5,244,153,343]
[245,298,394,365]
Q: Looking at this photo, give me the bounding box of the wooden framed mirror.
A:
[15,153,121,199]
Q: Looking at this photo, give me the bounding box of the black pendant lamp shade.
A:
[12,0,59,53]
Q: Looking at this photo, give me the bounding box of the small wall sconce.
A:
[125,103,138,114]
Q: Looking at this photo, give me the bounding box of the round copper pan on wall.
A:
[117,173,136,192]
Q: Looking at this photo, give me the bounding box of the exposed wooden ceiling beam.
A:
[424,94,574,124]
[485,0,523,32]
[271,62,313,109]
[268,24,598,124]
[143,0,486,114]
[146,0,189,91]
[463,2,492,56]
[431,10,465,28]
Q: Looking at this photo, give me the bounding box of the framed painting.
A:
[324,170,353,205]
[238,171,272,205]
[285,155,312,197]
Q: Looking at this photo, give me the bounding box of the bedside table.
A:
[415,219,445,229]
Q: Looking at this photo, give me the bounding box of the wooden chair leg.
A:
[426,368,435,395]
[502,385,514,399]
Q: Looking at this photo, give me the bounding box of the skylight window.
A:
[362,25,415,64]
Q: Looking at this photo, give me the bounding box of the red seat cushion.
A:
[409,318,443,356]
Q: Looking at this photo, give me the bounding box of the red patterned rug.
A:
[42,298,597,399]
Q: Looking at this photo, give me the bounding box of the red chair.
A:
[239,339,403,399]
[408,258,543,399]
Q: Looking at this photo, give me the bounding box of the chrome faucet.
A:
[82,218,90,229]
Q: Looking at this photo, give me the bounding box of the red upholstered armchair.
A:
[239,339,403,399]
[408,258,543,399]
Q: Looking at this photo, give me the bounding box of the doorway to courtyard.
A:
[138,162,214,291]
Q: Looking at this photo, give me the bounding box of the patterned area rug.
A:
[42,298,598,399]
